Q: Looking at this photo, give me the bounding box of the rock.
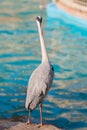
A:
[9,122,61,130]
[0,120,61,130]
[0,120,19,130]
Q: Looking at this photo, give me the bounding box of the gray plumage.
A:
[26,62,54,110]
[25,16,54,125]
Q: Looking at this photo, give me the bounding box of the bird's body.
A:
[25,16,54,126]
[26,62,54,111]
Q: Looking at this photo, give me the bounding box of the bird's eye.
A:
[36,16,42,23]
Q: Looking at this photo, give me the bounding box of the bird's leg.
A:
[38,103,43,127]
[26,109,31,125]
[40,103,43,125]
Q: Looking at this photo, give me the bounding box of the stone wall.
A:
[55,0,87,20]
[55,0,87,11]
[74,0,87,6]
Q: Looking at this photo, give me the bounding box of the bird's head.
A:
[36,16,42,25]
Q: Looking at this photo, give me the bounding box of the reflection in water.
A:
[0,0,87,130]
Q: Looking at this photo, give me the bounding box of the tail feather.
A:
[25,100,31,110]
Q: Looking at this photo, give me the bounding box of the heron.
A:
[25,16,54,126]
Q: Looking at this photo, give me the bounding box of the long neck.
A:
[37,22,49,63]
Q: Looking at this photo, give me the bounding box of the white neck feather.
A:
[37,22,49,63]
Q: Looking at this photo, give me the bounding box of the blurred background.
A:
[0,0,87,129]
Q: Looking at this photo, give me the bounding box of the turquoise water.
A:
[0,1,87,130]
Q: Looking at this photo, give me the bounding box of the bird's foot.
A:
[25,121,31,125]
[37,123,43,128]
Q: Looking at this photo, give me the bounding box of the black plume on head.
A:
[36,16,42,23]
